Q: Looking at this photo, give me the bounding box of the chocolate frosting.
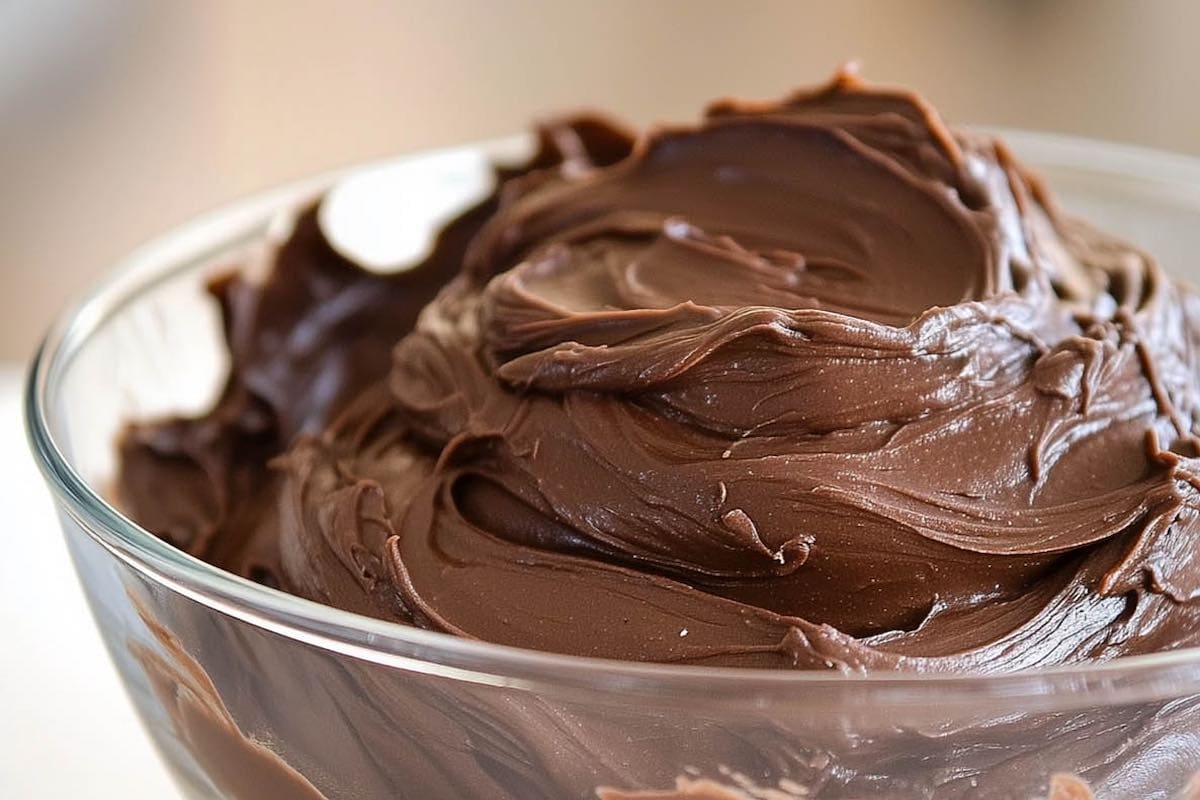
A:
[118,69,1200,672]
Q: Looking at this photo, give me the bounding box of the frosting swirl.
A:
[119,70,1200,672]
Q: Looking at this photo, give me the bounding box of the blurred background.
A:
[4,0,1200,360]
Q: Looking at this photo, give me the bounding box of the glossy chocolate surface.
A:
[119,70,1200,673]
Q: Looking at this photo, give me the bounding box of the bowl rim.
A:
[25,129,1200,709]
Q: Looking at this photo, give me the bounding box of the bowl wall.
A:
[29,132,1200,799]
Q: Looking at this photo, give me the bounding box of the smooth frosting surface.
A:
[119,70,1200,672]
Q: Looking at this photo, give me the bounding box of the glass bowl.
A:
[25,132,1200,800]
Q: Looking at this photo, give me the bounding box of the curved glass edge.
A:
[24,131,1200,708]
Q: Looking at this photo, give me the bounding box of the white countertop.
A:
[0,366,179,798]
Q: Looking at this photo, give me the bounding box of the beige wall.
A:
[5,0,1200,359]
